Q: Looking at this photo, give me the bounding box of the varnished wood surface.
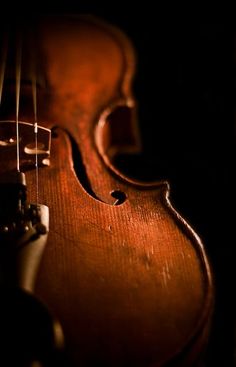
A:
[0,15,213,366]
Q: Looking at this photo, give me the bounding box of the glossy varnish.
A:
[0,15,213,366]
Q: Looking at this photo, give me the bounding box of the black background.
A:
[4,5,235,366]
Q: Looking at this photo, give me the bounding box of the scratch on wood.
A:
[165,260,171,280]
[162,266,168,288]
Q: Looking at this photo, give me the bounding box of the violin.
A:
[0,14,213,366]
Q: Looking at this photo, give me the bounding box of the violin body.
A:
[0,15,213,366]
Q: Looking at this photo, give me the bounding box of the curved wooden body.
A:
[0,15,213,366]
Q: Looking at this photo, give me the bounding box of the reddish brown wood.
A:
[0,15,213,366]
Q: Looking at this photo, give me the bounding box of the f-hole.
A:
[52,127,127,206]
[111,190,127,205]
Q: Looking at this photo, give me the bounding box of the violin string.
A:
[0,32,8,106]
[16,32,22,172]
[32,67,39,205]
[29,24,40,205]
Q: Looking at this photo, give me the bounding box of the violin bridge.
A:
[0,120,51,169]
